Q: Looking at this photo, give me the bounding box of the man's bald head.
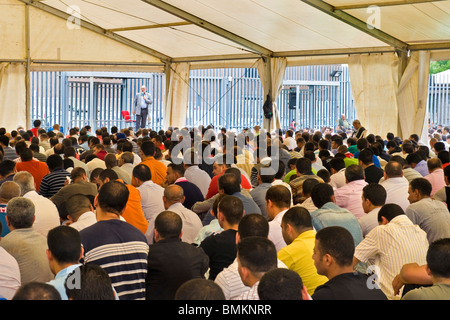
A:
[163,184,185,205]
[0,181,21,203]
[385,161,403,178]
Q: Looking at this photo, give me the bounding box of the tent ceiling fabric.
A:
[1,0,445,66]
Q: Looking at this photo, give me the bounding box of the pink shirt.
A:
[425,168,446,197]
[334,179,368,219]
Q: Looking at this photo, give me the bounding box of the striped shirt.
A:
[354,215,429,300]
[39,168,70,198]
[234,281,260,300]
[80,220,149,300]
[215,258,287,300]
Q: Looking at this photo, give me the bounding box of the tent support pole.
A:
[25,3,31,130]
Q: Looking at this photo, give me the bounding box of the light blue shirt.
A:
[310,202,363,246]
[139,93,149,109]
[47,263,119,300]
[193,218,223,246]
[414,160,429,177]
[47,264,82,300]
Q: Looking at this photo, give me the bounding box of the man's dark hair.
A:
[236,236,277,274]
[99,168,119,182]
[315,226,355,267]
[29,143,40,153]
[175,279,225,300]
[302,178,320,196]
[154,211,182,239]
[258,268,304,300]
[167,162,185,176]
[13,282,61,300]
[402,143,414,155]
[386,140,398,149]
[97,180,129,215]
[362,183,386,206]
[64,264,115,300]
[295,157,313,175]
[63,146,77,159]
[378,203,404,223]
[238,213,269,239]
[437,150,449,165]
[47,226,81,263]
[331,135,343,146]
[46,154,63,171]
[409,178,432,197]
[316,169,330,184]
[0,135,10,146]
[282,206,312,231]
[310,183,334,208]
[140,140,156,157]
[356,138,368,151]
[344,164,365,182]
[434,141,446,153]
[218,173,240,195]
[444,165,450,180]
[218,195,243,225]
[386,132,395,141]
[329,157,345,172]
[66,194,93,220]
[19,148,33,162]
[265,185,291,209]
[406,152,422,166]
[0,159,15,176]
[303,150,316,162]
[358,148,374,165]
[318,139,329,150]
[132,164,152,182]
[426,238,450,278]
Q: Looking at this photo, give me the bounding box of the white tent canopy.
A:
[1,0,450,137]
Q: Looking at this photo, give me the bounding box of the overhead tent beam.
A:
[300,0,409,52]
[141,0,273,57]
[19,0,172,64]
[335,0,448,10]
[273,46,397,57]
[173,53,261,63]
[409,42,450,51]
[107,21,192,32]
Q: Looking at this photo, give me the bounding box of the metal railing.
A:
[30,65,450,135]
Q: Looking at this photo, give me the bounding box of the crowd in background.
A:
[0,118,449,301]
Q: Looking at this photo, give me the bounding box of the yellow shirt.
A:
[277,229,328,296]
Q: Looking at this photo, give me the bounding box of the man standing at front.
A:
[132,85,152,131]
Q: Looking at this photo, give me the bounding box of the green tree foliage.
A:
[430,60,450,74]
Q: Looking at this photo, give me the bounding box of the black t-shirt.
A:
[199,229,237,281]
[311,272,388,300]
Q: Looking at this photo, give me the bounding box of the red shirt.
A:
[205,171,252,199]
[30,127,39,137]
[16,160,50,191]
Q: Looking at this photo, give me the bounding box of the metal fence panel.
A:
[30,66,450,135]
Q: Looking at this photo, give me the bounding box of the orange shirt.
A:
[117,179,149,235]
[16,160,50,191]
[140,156,167,186]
